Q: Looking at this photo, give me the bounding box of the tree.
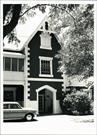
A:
[3,4,46,40]
[3,4,94,79]
[3,4,79,43]
[49,4,94,79]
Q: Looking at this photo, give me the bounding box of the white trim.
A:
[40,46,52,50]
[36,85,57,114]
[39,74,53,77]
[27,57,30,60]
[39,56,53,77]
[39,56,53,60]
[27,83,30,87]
[27,78,63,82]
[27,52,30,55]
[27,72,30,76]
[24,45,29,107]
[39,29,54,34]
[3,52,25,58]
[27,48,30,51]
[27,63,30,67]
[3,81,24,85]
[62,84,64,87]
[36,85,57,93]
[27,67,30,70]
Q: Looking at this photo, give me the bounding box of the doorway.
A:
[39,89,53,114]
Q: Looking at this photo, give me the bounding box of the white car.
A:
[3,102,37,121]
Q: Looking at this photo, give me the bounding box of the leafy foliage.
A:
[49,4,94,79]
[3,4,47,39]
[60,90,92,115]
[3,4,94,79]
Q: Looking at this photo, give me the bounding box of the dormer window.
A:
[40,32,52,50]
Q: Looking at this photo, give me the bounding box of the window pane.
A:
[41,60,50,74]
[12,58,17,71]
[10,104,21,109]
[19,59,24,72]
[5,57,11,71]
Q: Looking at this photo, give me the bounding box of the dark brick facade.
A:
[28,31,62,79]
[28,81,63,100]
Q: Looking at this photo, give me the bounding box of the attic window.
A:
[40,32,52,50]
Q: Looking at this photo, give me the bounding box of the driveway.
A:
[1,115,96,135]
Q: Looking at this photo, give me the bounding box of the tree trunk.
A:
[3,4,21,38]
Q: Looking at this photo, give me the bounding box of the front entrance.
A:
[39,89,53,114]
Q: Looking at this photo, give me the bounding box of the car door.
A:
[9,104,24,119]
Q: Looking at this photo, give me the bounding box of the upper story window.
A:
[39,56,53,77]
[12,58,17,71]
[4,57,11,71]
[3,57,24,72]
[40,32,52,50]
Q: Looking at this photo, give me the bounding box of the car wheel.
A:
[25,113,33,121]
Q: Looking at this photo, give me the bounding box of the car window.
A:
[10,104,21,109]
[3,104,9,109]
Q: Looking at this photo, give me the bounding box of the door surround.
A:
[36,85,57,114]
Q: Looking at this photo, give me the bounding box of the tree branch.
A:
[3,5,21,38]
[47,4,77,28]
[20,4,41,18]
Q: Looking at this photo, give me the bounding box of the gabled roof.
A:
[20,15,56,50]
[3,14,61,52]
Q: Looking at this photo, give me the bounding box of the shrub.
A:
[60,91,92,115]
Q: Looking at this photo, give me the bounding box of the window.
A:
[39,56,53,77]
[19,59,24,72]
[40,32,52,50]
[10,104,21,109]
[12,58,17,71]
[3,57,24,72]
[41,60,50,74]
[5,57,11,71]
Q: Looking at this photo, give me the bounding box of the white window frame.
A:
[40,32,52,50]
[39,56,53,77]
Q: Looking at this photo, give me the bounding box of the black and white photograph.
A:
[0,0,97,135]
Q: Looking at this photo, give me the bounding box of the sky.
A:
[3,7,49,50]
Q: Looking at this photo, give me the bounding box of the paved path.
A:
[1,115,96,135]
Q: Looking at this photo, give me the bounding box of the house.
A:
[3,16,64,114]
